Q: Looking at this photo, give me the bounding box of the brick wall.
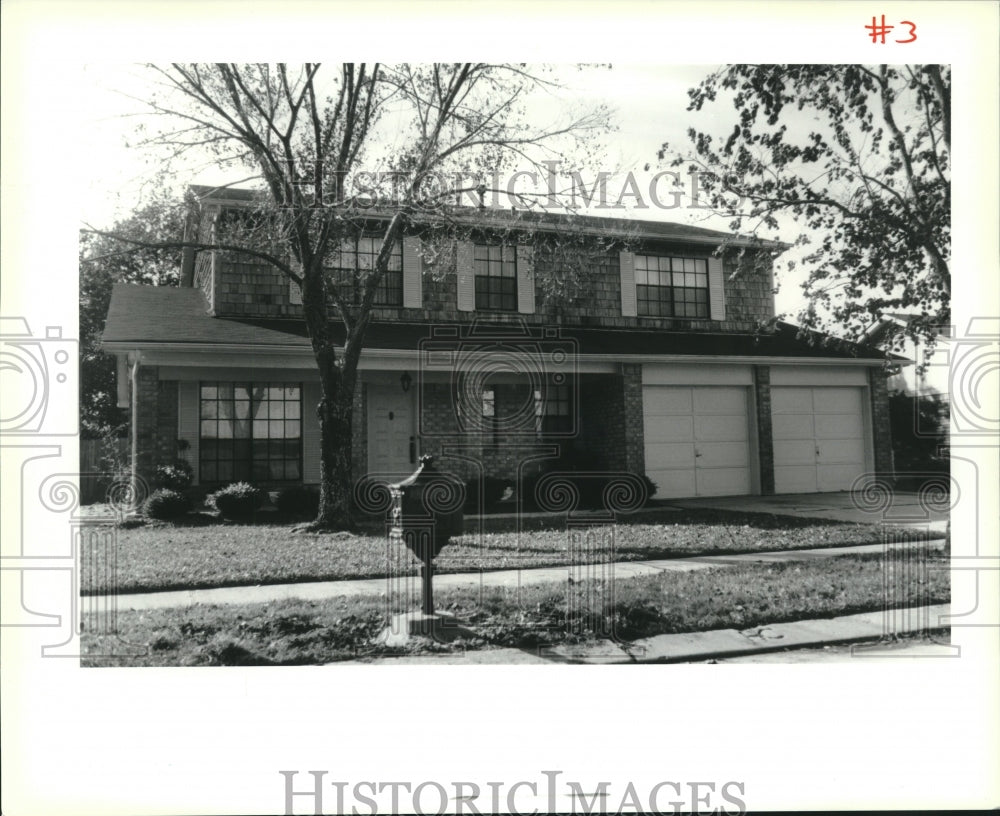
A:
[133,365,160,487]
[155,380,179,467]
[204,241,776,333]
[869,368,894,474]
[620,364,645,476]
[752,365,775,495]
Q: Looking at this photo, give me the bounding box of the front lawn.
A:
[80,507,925,595]
[81,552,950,666]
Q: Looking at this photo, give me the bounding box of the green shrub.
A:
[143,489,192,520]
[208,482,266,520]
[275,484,319,517]
[154,460,194,491]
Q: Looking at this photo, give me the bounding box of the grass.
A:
[79,506,927,595]
[81,551,949,666]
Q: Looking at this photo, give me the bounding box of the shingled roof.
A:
[102,283,893,361]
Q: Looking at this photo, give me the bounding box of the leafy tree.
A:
[660,64,950,349]
[80,198,184,438]
[86,63,613,530]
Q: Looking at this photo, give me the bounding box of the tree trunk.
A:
[314,385,356,530]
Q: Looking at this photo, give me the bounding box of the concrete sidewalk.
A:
[100,537,945,612]
[356,604,953,664]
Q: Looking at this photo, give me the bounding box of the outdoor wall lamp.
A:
[400,372,412,393]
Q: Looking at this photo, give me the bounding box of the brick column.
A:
[621,363,645,475]
[133,365,160,489]
[752,365,775,495]
[868,367,894,474]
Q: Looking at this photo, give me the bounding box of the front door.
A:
[367,383,416,477]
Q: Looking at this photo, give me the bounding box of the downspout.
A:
[130,352,141,513]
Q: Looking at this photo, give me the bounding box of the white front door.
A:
[642,385,752,498]
[772,386,867,493]
[367,384,416,477]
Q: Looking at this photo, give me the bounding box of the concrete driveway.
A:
[668,490,950,533]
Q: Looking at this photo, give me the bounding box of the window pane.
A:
[200,401,217,419]
[285,420,301,438]
[635,266,647,285]
[218,420,233,439]
[201,462,217,481]
[269,420,283,438]
[269,461,285,480]
[234,419,251,438]
[252,462,269,481]
[253,420,268,438]
[285,461,301,480]
[218,383,233,399]
[201,385,217,399]
[201,420,217,438]
[285,402,300,419]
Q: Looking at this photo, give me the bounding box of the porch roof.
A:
[102,283,895,361]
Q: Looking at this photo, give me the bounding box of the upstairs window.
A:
[635,255,709,318]
[474,244,518,312]
[330,236,403,306]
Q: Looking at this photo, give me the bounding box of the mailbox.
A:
[387,455,464,615]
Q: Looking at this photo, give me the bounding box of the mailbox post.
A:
[387,455,464,622]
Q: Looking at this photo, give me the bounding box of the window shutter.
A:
[289,276,302,306]
[456,240,475,312]
[302,381,322,483]
[708,256,726,321]
[402,236,423,309]
[516,245,535,314]
[177,381,200,485]
[619,251,637,317]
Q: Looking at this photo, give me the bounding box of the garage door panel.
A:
[818,439,865,465]
[774,439,817,466]
[816,387,862,413]
[644,415,693,443]
[698,441,749,468]
[772,385,867,495]
[771,414,813,440]
[693,387,745,415]
[695,415,748,442]
[645,442,695,469]
[697,467,752,497]
[648,469,698,499]
[774,465,818,494]
[772,387,813,413]
[814,413,863,439]
[643,388,693,416]
[642,384,752,499]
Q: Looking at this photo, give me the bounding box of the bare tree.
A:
[88,63,614,529]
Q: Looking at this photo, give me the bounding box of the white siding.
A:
[642,363,753,386]
[456,241,475,312]
[402,236,423,309]
[708,255,726,321]
[516,245,535,314]
[619,251,637,317]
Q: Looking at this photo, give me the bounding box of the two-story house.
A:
[101,186,895,501]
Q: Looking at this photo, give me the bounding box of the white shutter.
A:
[619,251,637,317]
[402,236,423,309]
[289,276,302,305]
[516,245,535,314]
[708,255,726,321]
[456,240,475,312]
[177,381,200,484]
[302,381,322,483]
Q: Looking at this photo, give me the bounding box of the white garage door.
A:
[772,386,867,493]
[643,386,752,499]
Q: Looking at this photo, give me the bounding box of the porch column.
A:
[868,367,894,475]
